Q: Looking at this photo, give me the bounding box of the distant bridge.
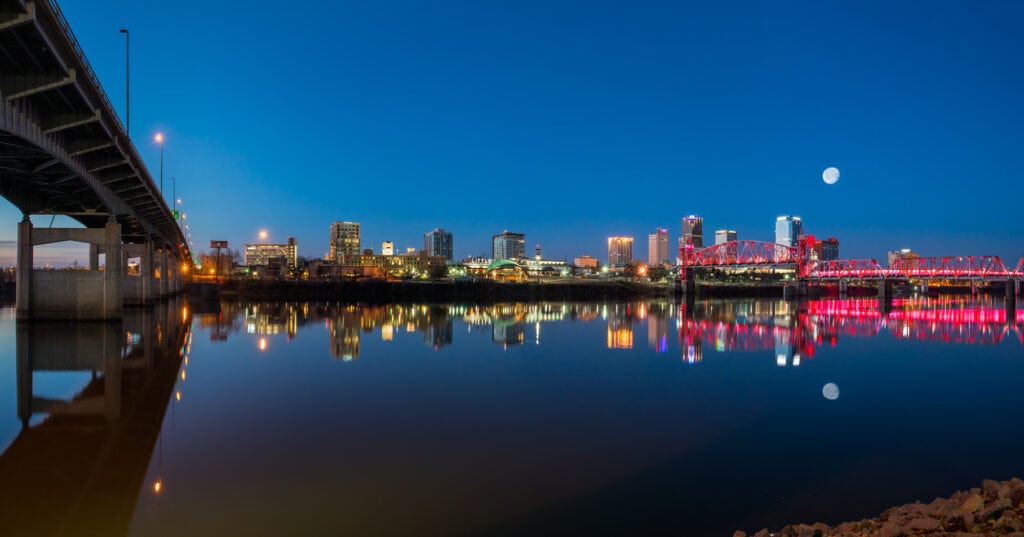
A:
[678,239,1024,283]
[0,0,188,319]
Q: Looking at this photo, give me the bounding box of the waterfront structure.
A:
[608,236,634,266]
[329,221,361,263]
[518,245,567,277]
[244,237,298,269]
[424,228,454,260]
[680,215,703,251]
[715,229,737,245]
[493,231,526,260]
[775,216,802,247]
[382,241,394,256]
[648,228,669,265]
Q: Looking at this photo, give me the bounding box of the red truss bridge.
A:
[678,237,1024,282]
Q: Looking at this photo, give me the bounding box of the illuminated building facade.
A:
[775,215,802,247]
[714,229,737,245]
[817,237,839,261]
[888,248,918,267]
[607,236,634,265]
[492,231,526,260]
[382,241,394,256]
[648,227,669,265]
[244,237,298,269]
[424,228,454,260]
[681,215,703,250]
[329,221,361,263]
[574,254,599,270]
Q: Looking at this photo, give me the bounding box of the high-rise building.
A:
[681,215,703,250]
[607,236,634,265]
[423,228,454,260]
[775,216,802,247]
[381,241,394,256]
[329,221,360,262]
[819,237,839,261]
[714,229,737,245]
[244,237,298,268]
[888,248,917,267]
[648,227,669,265]
[493,231,526,260]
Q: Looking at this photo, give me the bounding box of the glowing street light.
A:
[154,132,165,195]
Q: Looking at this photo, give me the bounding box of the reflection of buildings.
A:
[647,314,668,353]
[329,307,361,360]
[607,304,634,349]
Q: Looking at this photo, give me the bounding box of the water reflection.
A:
[200,297,1023,364]
[0,300,191,536]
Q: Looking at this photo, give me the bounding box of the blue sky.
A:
[2,1,1022,265]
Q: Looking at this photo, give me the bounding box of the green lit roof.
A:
[486,259,525,272]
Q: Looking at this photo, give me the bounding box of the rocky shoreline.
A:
[736,478,1024,537]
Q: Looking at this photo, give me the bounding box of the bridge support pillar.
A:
[1008,279,1018,301]
[839,280,848,297]
[158,249,170,299]
[88,244,99,270]
[16,216,123,320]
[102,217,123,319]
[123,240,155,306]
[921,279,929,295]
[970,280,978,296]
[878,279,893,315]
[15,216,32,320]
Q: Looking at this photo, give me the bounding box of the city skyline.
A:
[0,1,1022,265]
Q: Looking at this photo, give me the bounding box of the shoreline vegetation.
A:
[736,478,1024,537]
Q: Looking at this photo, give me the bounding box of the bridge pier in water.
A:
[16,216,124,321]
[15,216,188,321]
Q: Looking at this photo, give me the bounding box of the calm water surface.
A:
[1,297,1022,536]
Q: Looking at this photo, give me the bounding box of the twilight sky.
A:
[2,1,1022,265]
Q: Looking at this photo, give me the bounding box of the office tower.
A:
[714,229,737,245]
[329,221,360,262]
[381,241,394,256]
[819,238,839,261]
[423,228,454,260]
[774,216,802,247]
[492,231,526,260]
[648,227,669,265]
[681,215,703,249]
[244,237,298,268]
[607,236,634,265]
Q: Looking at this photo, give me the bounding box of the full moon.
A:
[822,382,840,401]
[822,167,840,185]
[258,230,268,240]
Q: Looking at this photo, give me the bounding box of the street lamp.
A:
[119,28,129,135]
[154,132,164,195]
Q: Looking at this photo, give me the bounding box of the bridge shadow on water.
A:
[0,299,190,537]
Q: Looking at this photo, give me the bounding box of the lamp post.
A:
[119,28,129,136]
[154,133,164,195]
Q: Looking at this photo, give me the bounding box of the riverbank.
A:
[737,478,1024,537]
[218,278,672,302]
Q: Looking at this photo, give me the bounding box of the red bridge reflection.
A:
[677,298,1023,364]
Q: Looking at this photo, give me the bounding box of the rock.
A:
[956,494,985,515]
[982,478,1001,499]
[904,517,940,531]
[877,521,904,537]
[1007,483,1024,507]
[732,531,747,537]
[752,531,770,537]
[997,510,1024,531]
[978,497,1012,521]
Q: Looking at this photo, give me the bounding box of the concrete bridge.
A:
[0,0,190,319]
